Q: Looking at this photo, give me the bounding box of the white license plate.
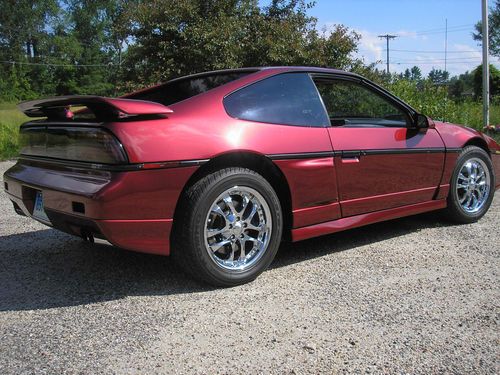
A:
[33,191,50,223]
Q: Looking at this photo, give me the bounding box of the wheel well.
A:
[464,137,489,154]
[175,152,293,241]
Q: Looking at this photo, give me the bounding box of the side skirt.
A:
[291,199,447,242]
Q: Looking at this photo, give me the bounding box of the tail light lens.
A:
[20,126,128,164]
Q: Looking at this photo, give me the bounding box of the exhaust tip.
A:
[81,228,95,243]
[12,201,26,216]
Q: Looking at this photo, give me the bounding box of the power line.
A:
[391,61,483,65]
[391,57,483,62]
[387,49,480,53]
[412,23,474,34]
[0,60,114,67]
[414,26,474,36]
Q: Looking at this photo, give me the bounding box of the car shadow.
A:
[0,211,453,312]
[271,211,454,269]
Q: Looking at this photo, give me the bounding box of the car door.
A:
[312,75,445,217]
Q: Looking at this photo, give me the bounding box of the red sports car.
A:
[4,67,500,286]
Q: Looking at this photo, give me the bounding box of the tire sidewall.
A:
[188,171,283,285]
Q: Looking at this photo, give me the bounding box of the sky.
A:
[261,0,500,77]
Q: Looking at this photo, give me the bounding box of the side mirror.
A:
[413,114,435,129]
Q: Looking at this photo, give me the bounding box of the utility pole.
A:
[444,19,448,73]
[444,19,448,122]
[482,0,490,128]
[378,34,397,74]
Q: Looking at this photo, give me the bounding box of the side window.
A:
[314,79,410,127]
[224,73,329,127]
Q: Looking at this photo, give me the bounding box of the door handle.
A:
[341,150,361,163]
[341,150,361,158]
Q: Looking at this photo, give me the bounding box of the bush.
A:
[385,78,500,134]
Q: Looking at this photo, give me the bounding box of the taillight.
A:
[20,126,128,164]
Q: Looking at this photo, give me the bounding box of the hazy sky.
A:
[261,0,499,76]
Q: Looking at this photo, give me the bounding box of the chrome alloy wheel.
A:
[456,157,491,214]
[204,186,272,272]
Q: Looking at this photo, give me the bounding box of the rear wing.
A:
[18,95,173,120]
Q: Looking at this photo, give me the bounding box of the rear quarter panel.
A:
[106,69,338,225]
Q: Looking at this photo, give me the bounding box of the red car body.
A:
[4,67,500,256]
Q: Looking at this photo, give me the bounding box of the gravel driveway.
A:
[0,160,498,374]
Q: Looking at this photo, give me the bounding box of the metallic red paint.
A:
[4,67,500,256]
[292,199,447,242]
[273,157,340,228]
[19,95,174,117]
[329,127,445,216]
[4,163,198,254]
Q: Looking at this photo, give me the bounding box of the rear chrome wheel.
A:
[204,186,272,272]
[444,146,495,223]
[173,168,283,286]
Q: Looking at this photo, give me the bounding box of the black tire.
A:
[444,145,496,223]
[172,168,283,286]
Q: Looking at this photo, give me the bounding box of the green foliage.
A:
[0,0,127,100]
[448,70,474,100]
[385,78,500,134]
[473,0,500,57]
[0,102,30,159]
[120,0,361,87]
[472,64,500,99]
[428,68,449,85]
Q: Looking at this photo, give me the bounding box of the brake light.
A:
[20,127,128,164]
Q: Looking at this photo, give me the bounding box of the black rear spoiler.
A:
[18,95,173,120]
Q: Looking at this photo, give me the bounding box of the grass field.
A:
[0,100,499,160]
[0,102,30,160]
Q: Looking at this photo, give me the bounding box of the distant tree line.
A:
[0,0,370,100]
[0,0,498,102]
[396,64,500,102]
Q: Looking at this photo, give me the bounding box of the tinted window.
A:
[224,73,329,127]
[127,72,251,105]
[314,79,410,127]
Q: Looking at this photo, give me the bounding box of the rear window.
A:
[223,73,329,127]
[127,72,252,106]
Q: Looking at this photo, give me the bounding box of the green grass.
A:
[0,98,499,160]
[0,102,29,160]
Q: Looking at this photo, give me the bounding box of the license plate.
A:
[33,191,50,223]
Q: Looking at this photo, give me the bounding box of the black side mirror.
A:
[414,114,432,129]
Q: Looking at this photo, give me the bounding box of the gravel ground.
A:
[0,160,498,374]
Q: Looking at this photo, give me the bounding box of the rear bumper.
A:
[3,160,198,255]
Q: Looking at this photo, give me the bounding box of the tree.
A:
[0,0,364,99]
[410,66,422,81]
[122,0,361,86]
[473,0,500,57]
[0,0,59,99]
[473,64,500,99]
[428,68,449,85]
[448,71,474,100]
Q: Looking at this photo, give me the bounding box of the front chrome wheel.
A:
[456,157,491,214]
[204,186,272,272]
